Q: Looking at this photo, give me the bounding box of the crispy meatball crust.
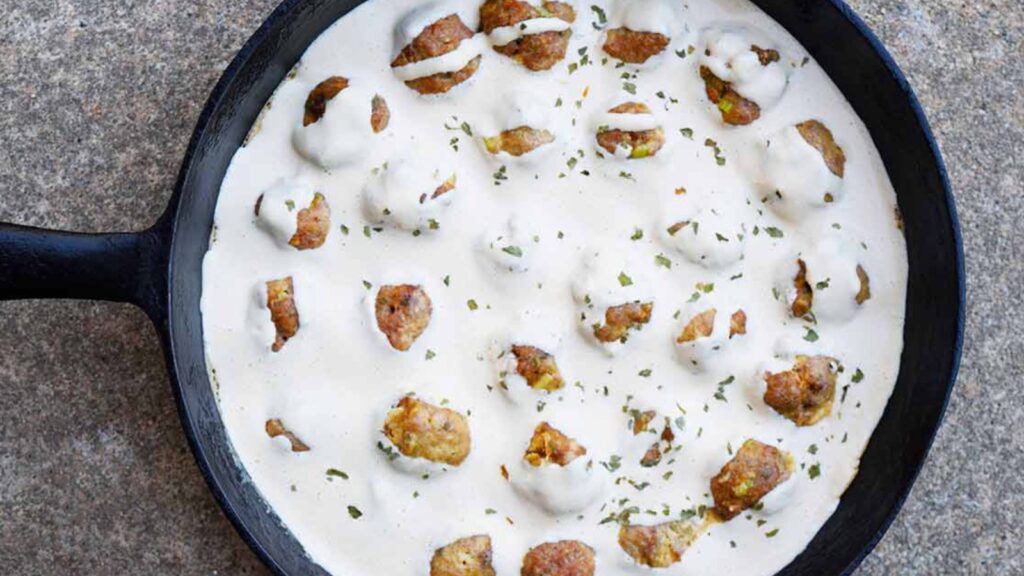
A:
[484,126,556,156]
[855,265,871,304]
[480,0,576,71]
[796,120,845,177]
[292,193,331,250]
[265,418,310,452]
[618,520,700,568]
[303,76,349,126]
[596,102,665,159]
[593,301,654,343]
[383,396,471,465]
[375,285,433,351]
[677,308,716,343]
[371,95,390,133]
[511,345,565,391]
[266,277,299,352]
[524,422,586,467]
[391,15,479,94]
[603,28,670,64]
[730,309,747,338]
[521,540,595,576]
[430,535,495,576]
[711,439,794,521]
[763,355,838,426]
[791,259,813,318]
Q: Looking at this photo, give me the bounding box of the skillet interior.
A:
[163,0,963,573]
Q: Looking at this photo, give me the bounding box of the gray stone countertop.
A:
[1,0,1020,574]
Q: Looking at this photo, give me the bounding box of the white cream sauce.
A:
[201,0,908,574]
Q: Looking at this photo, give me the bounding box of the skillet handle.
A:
[0,220,170,321]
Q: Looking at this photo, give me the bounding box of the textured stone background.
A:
[0,0,1020,574]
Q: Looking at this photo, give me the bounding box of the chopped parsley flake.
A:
[502,245,524,258]
[347,505,363,519]
[618,272,634,287]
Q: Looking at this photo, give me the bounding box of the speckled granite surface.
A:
[0,0,1020,574]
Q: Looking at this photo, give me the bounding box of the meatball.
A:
[480,0,576,71]
[484,126,556,157]
[524,422,586,467]
[375,285,433,351]
[618,520,700,568]
[371,94,391,133]
[593,301,654,343]
[383,396,471,466]
[430,535,495,576]
[266,277,299,352]
[603,28,670,64]
[763,355,838,426]
[265,418,310,452]
[521,540,595,576]
[596,103,665,159]
[256,191,331,251]
[796,120,845,179]
[710,439,794,521]
[302,76,389,136]
[511,345,565,392]
[391,14,481,95]
[699,64,762,126]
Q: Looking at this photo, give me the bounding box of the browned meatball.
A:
[791,259,813,318]
[511,345,565,392]
[711,439,794,521]
[375,285,432,351]
[856,265,871,304]
[593,301,654,343]
[524,422,586,467]
[796,120,845,178]
[677,308,715,343]
[430,535,495,576]
[484,126,556,156]
[596,102,665,159]
[700,44,779,126]
[265,418,310,452]
[266,277,299,352]
[304,76,349,126]
[480,0,576,71]
[391,14,480,95]
[603,28,670,64]
[618,520,700,568]
[521,540,595,576]
[763,355,838,426]
[371,94,390,133]
[383,396,471,465]
[255,192,331,250]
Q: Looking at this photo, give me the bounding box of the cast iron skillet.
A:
[0,0,964,573]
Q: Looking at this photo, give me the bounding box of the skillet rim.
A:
[160,0,966,574]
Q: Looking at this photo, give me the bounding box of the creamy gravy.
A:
[201,0,908,574]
